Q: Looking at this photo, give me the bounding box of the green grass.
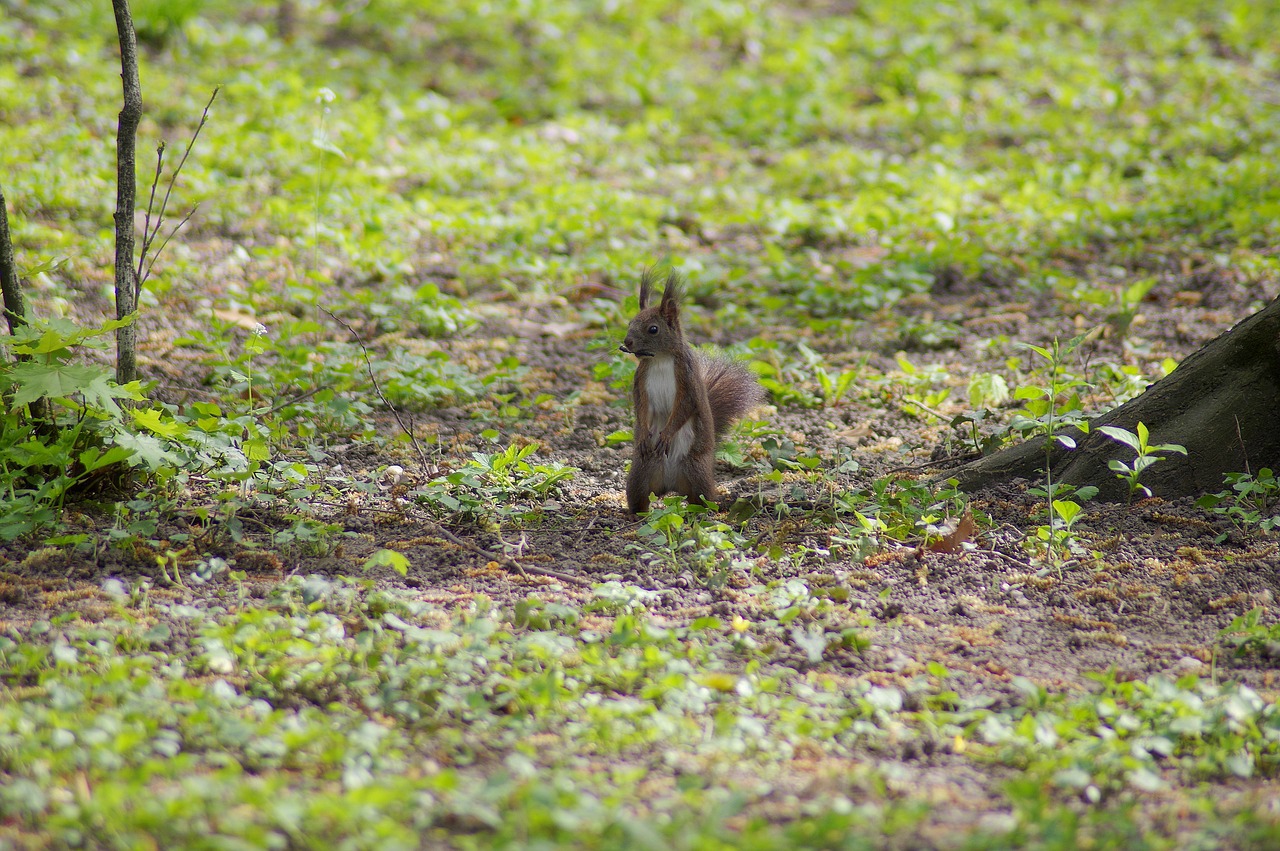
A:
[4,0,1278,321]
[2,577,1277,848]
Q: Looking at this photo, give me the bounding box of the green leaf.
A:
[790,623,830,663]
[10,316,134,355]
[112,431,180,470]
[143,623,173,646]
[1051,500,1082,525]
[1151,442,1188,456]
[1098,425,1140,452]
[1128,768,1164,792]
[8,362,122,413]
[1053,767,1091,789]
[243,439,270,462]
[1196,493,1227,510]
[363,548,410,576]
[311,137,349,160]
[78,371,143,418]
[696,672,738,693]
[79,445,133,473]
[132,408,186,438]
[1225,752,1254,779]
[20,256,66,276]
[968,373,1010,408]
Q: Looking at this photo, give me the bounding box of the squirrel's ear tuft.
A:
[659,272,682,323]
[638,267,660,310]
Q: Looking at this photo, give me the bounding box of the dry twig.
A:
[322,307,433,474]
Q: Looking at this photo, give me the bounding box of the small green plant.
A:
[275,516,342,557]
[414,440,576,527]
[1069,276,1157,339]
[234,322,269,410]
[747,578,872,663]
[1218,608,1280,658]
[831,475,973,555]
[715,420,759,468]
[1093,359,1167,406]
[793,342,865,407]
[950,408,1005,457]
[630,496,754,579]
[363,548,410,576]
[177,316,379,442]
[968,372,1012,409]
[894,352,952,419]
[1097,421,1187,500]
[1197,469,1280,537]
[512,595,580,630]
[1010,336,1096,565]
[760,434,822,473]
[591,333,636,395]
[0,318,144,540]
[586,581,660,614]
[1028,497,1090,560]
[751,344,822,408]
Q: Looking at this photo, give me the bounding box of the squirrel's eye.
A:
[647,324,658,334]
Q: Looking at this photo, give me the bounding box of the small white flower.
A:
[252,323,268,336]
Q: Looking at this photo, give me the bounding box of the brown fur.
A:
[619,270,764,513]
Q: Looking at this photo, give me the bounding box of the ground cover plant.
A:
[3,0,1280,847]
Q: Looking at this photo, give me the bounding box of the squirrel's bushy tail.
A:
[699,353,765,438]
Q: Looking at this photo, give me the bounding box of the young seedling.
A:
[1097,422,1187,501]
[1197,468,1280,537]
[1010,336,1096,566]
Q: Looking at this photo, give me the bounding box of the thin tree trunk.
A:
[1,185,52,422]
[0,184,26,337]
[949,294,1280,500]
[112,0,143,385]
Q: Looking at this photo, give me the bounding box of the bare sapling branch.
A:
[138,139,165,278]
[137,87,220,294]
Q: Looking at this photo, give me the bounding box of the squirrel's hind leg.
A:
[627,458,670,514]
[626,468,653,514]
[675,454,719,508]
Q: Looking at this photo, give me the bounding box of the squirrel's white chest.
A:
[645,356,678,421]
[641,355,695,468]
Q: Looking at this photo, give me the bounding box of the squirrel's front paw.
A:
[651,434,671,457]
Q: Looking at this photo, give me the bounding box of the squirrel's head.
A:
[620,269,684,358]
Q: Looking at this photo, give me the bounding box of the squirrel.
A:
[618,270,764,514]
